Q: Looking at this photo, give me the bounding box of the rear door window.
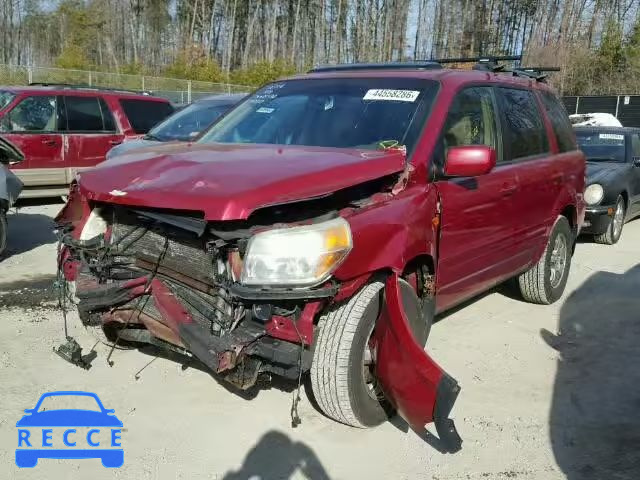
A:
[63,96,116,132]
[0,95,57,132]
[497,88,549,161]
[119,99,174,134]
[540,91,577,152]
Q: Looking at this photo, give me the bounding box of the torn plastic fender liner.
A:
[375,273,462,453]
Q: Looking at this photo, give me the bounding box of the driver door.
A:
[434,86,520,312]
[1,94,64,186]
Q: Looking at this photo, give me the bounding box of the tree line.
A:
[1,0,640,94]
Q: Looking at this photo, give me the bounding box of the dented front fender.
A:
[375,273,462,453]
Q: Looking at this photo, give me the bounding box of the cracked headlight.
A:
[241,217,352,287]
[584,184,604,206]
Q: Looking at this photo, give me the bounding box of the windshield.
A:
[36,395,102,412]
[149,101,235,141]
[575,131,626,162]
[0,90,15,111]
[199,78,438,154]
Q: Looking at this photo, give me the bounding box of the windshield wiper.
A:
[144,133,163,141]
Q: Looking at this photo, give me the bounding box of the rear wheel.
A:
[594,196,625,245]
[310,279,432,427]
[518,216,572,305]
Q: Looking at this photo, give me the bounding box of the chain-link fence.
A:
[0,64,250,104]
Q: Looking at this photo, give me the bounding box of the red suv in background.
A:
[56,60,585,452]
[0,85,173,198]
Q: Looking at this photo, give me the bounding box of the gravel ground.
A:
[1,200,639,480]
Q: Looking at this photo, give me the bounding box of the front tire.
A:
[594,196,625,245]
[310,279,431,427]
[518,216,572,305]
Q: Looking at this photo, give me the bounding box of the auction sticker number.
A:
[363,89,420,102]
[599,133,624,140]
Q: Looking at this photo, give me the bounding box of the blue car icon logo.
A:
[16,391,123,468]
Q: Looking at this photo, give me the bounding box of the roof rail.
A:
[434,55,522,65]
[28,82,152,95]
[308,62,442,73]
[307,56,559,83]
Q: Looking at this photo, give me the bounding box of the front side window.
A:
[0,90,15,111]
[540,91,577,153]
[498,88,549,160]
[575,130,626,162]
[64,96,116,132]
[149,101,234,141]
[442,87,498,151]
[199,78,439,155]
[0,95,57,132]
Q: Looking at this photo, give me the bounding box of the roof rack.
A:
[28,82,152,95]
[307,55,559,82]
[308,62,442,73]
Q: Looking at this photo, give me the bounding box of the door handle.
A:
[499,183,517,196]
[109,140,123,146]
[42,139,58,146]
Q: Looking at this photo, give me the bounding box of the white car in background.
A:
[569,112,623,127]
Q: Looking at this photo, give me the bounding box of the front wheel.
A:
[594,196,625,245]
[518,216,572,305]
[309,279,431,427]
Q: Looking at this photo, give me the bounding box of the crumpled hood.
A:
[79,143,406,220]
[586,161,628,185]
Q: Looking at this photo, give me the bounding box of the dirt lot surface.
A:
[1,200,639,480]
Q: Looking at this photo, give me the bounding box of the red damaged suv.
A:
[0,84,173,198]
[56,60,585,452]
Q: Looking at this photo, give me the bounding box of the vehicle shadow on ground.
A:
[542,264,640,480]
[222,430,331,480]
[3,208,58,259]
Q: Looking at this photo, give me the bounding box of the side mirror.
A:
[444,145,496,177]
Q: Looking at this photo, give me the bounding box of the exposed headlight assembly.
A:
[584,183,604,206]
[241,217,352,287]
[79,207,108,241]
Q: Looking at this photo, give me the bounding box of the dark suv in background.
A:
[105,93,247,159]
[56,59,585,451]
[0,85,173,198]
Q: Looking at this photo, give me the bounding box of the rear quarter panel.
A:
[543,150,586,256]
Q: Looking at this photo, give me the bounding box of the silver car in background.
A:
[106,93,247,159]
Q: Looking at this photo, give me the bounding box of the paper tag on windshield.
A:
[599,133,624,140]
[363,89,420,102]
